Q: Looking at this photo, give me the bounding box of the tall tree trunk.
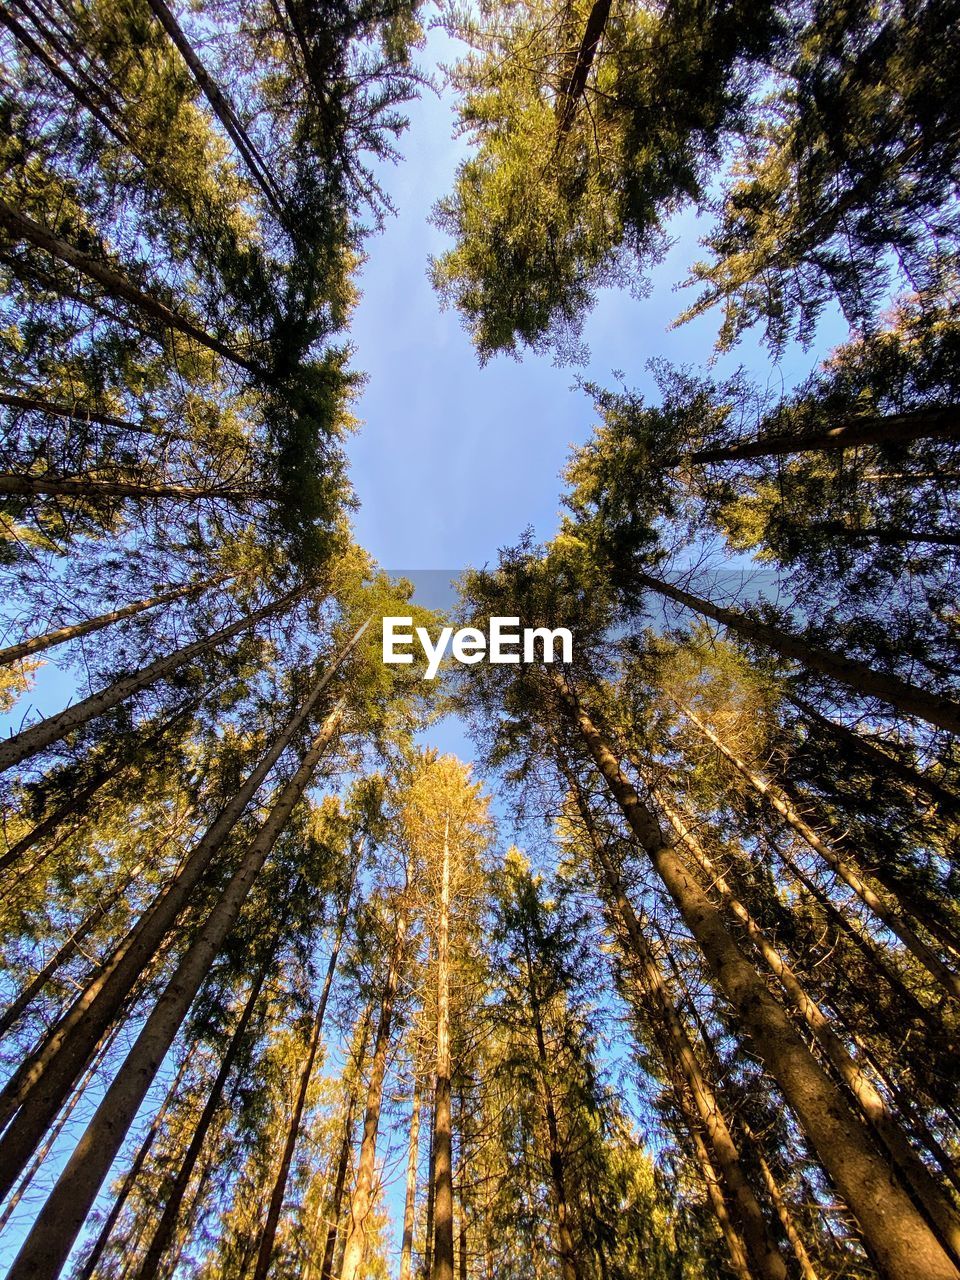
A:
[659,792,960,1267]
[321,1003,374,1280]
[676,699,960,999]
[400,1057,425,1280]
[432,814,455,1280]
[0,697,199,874]
[422,1076,438,1280]
[0,201,266,377]
[0,472,252,503]
[555,0,612,133]
[552,672,960,1280]
[564,767,785,1280]
[780,688,960,814]
[0,389,185,439]
[633,571,960,734]
[5,700,345,1280]
[0,583,305,773]
[690,406,960,463]
[805,522,960,549]
[251,865,358,1280]
[339,905,410,1280]
[73,1048,194,1280]
[142,0,286,221]
[0,573,229,668]
[518,922,583,1280]
[0,624,366,1190]
[133,931,285,1280]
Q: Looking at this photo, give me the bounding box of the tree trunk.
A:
[321,1003,374,1280]
[422,1077,438,1280]
[339,905,410,1280]
[73,1048,194,1280]
[5,701,344,1280]
[142,0,286,221]
[0,472,252,503]
[691,406,960,463]
[564,767,784,1280]
[634,571,960,735]
[0,201,266,376]
[677,699,960,1000]
[134,936,282,1280]
[0,623,367,1196]
[0,573,228,668]
[807,522,960,549]
[0,583,305,773]
[659,792,960,1266]
[432,814,455,1280]
[400,1058,425,1280]
[0,389,185,439]
[552,672,960,1280]
[251,867,357,1280]
[555,0,612,133]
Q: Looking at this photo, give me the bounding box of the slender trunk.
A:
[0,583,305,773]
[677,700,960,1000]
[0,698,198,874]
[0,472,251,502]
[432,815,455,1280]
[400,1062,424,1280]
[422,1078,438,1280]
[552,672,960,1280]
[690,407,960,464]
[634,571,960,735]
[564,769,784,1280]
[0,623,366,1197]
[321,1004,374,1280]
[73,1049,193,1280]
[807,522,960,549]
[518,922,582,1280]
[339,907,410,1280]
[456,1084,469,1280]
[6,702,345,1280]
[688,1122,754,1280]
[659,793,960,1266]
[134,936,282,1280]
[0,859,145,1038]
[0,391,135,433]
[556,0,611,133]
[251,870,357,1280]
[142,0,286,221]
[0,574,228,668]
[0,201,265,377]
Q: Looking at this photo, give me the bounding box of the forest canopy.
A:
[0,2,958,1280]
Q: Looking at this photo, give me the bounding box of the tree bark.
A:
[555,0,612,134]
[339,906,410,1280]
[0,573,228,668]
[321,1003,374,1280]
[691,407,960,463]
[634,571,960,735]
[552,672,960,1280]
[0,583,306,773]
[400,1055,424,1280]
[5,700,344,1280]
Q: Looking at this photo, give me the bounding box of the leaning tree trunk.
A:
[5,700,345,1280]
[432,814,455,1280]
[690,406,960,463]
[0,582,306,773]
[0,624,367,1197]
[633,571,960,735]
[73,1048,194,1280]
[400,1054,425,1280]
[251,866,357,1280]
[564,769,785,1280]
[551,672,960,1280]
[0,201,266,376]
[658,793,960,1267]
[133,923,288,1280]
[321,1003,374,1280]
[676,699,960,1000]
[0,572,229,668]
[0,472,252,503]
